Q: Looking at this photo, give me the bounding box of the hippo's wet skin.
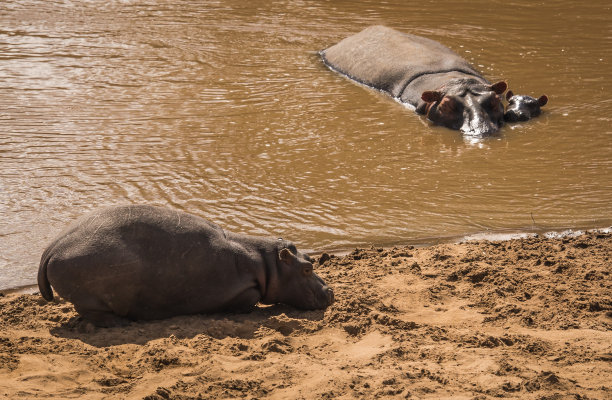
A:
[321,25,510,136]
[504,90,548,122]
[38,205,334,327]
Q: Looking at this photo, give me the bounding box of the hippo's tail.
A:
[37,253,54,301]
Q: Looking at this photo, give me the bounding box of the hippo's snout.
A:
[504,110,529,122]
[313,282,334,309]
[461,109,502,136]
[313,272,334,307]
[461,121,500,136]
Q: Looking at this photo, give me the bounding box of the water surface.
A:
[1,0,611,289]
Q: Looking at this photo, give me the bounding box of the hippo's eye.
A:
[438,97,461,114]
[485,95,501,109]
[302,264,313,276]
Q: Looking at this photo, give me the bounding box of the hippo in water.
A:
[38,205,334,327]
[320,25,509,136]
[504,90,548,122]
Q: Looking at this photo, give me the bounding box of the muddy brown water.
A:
[1,1,611,289]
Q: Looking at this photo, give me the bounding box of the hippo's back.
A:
[42,204,224,266]
[321,25,482,100]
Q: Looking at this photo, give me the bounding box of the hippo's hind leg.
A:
[73,302,131,328]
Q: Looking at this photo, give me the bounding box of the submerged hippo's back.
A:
[321,25,482,102]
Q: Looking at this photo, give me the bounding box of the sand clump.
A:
[1,231,610,399]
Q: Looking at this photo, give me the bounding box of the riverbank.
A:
[1,231,610,399]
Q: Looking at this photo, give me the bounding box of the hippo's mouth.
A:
[304,285,334,310]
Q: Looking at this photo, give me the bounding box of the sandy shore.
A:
[1,231,610,399]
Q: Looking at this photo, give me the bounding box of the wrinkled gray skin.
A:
[504,90,548,122]
[321,25,508,136]
[38,205,334,327]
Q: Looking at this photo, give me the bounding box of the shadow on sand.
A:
[49,304,326,347]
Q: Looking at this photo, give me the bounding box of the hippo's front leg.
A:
[223,288,262,313]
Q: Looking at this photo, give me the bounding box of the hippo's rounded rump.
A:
[38,205,333,326]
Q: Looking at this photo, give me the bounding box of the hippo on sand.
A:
[38,205,334,327]
[321,25,509,136]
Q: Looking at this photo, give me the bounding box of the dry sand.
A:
[1,231,610,399]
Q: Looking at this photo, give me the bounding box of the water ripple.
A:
[1,0,611,289]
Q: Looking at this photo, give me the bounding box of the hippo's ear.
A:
[506,90,514,101]
[490,81,507,95]
[279,248,297,265]
[421,90,442,103]
[538,95,548,107]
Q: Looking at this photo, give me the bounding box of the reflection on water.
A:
[1,0,611,289]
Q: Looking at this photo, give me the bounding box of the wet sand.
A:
[1,231,610,399]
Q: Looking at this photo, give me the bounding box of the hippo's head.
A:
[270,246,334,310]
[420,79,507,136]
[504,91,548,122]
